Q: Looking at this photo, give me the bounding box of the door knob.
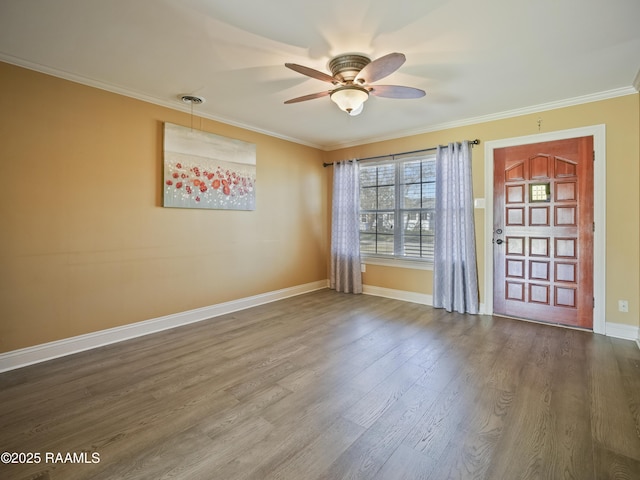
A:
[495,238,504,245]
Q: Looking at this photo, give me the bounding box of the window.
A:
[359,154,436,264]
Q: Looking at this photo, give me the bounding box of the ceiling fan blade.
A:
[285,63,338,84]
[284,90,331,104]
[368,85,426,99]
[355,52,406,84]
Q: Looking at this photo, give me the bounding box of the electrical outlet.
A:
[618,300,629,313]
[361,263,366,273]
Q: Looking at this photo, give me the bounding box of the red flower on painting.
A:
[166,160,254,207]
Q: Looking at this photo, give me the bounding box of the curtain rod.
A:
[322,139,480,167]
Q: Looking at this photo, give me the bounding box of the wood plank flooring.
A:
[1,289,639,480]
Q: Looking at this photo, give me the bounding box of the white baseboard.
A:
[0,280,328,373]
[3,281,637,372]
[363,284,487,314]
[605,321,640,343]
[364,285,639,350]
[363,285,433,305]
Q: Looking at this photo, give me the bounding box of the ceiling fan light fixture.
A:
[284,52,422,115]
[348,103,364,116]
[330,85,369,115]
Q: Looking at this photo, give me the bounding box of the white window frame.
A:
[359,153,436,270]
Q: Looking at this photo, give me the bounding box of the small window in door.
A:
[530,183,551,202]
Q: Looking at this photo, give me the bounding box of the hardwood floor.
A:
[1,289,639,480]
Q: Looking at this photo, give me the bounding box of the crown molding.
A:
[0,54,323,150]
[323,86,638,150]
[2,53,637,152]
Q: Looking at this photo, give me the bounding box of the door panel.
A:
[493,137,593,329]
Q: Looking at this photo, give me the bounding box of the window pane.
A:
[402,235,421,257]
[377,186,395,209]
[359,166,377,187]
[421,210,435,234]
[422,236,435,259]
[376,234,394,255]
[360,233,376,255]
[360,213,377,234]
[402,184,422,208]
[422,182,435,209]
[402,211,421,236]
[422,159,436,178]
[377,165,395,186]
[403,161,421,183]
[377,213,394,234]
[360,186,377,210]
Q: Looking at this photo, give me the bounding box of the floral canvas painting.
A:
[163,123,256,210]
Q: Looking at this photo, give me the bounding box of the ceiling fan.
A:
[284,52,425,116]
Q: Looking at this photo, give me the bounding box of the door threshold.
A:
[492,313,593,333]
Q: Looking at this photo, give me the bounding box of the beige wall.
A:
[0,62,329,353]
[1,61,638,355]
[326,94,640,329]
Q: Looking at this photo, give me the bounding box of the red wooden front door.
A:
[493,137,594,329]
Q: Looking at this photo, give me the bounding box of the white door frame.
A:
[483,125,606,334]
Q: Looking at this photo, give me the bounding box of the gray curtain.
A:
[433,141,479,314]
[330,160,362,294]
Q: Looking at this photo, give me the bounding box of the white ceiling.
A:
[1,0,639,150]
